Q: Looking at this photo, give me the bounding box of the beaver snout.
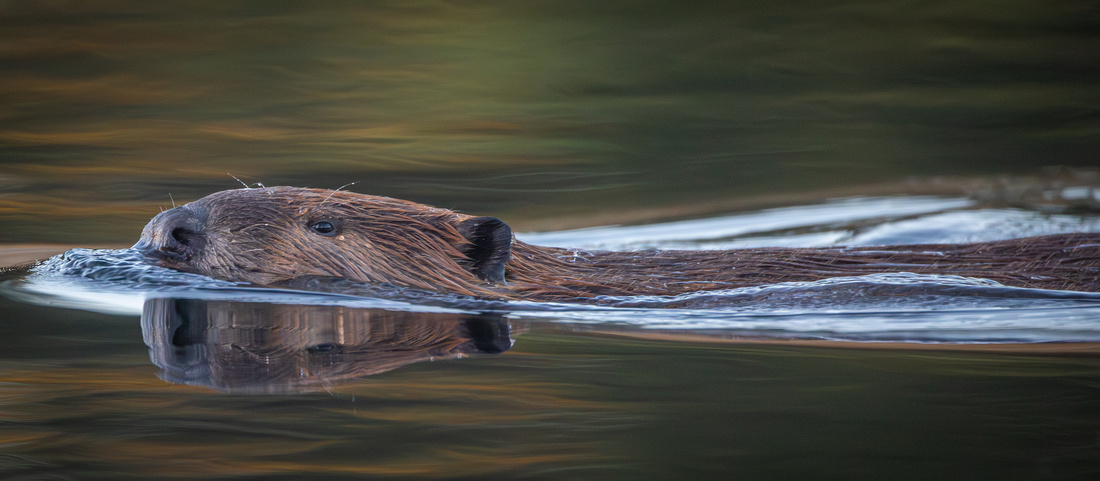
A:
[136,205,208,264]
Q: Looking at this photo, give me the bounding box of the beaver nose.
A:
[137,205,207,262]
[170,225,202,248]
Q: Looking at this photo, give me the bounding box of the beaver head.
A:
[134,187,514,294]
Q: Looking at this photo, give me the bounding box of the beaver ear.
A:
[455,216,513,284]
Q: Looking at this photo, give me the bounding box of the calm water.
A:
[2,1,1100,479]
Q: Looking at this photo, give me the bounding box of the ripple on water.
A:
[2,195,1099,343]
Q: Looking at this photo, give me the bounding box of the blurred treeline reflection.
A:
[0,1,1096,242]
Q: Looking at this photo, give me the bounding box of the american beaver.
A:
[134,186,1100,300]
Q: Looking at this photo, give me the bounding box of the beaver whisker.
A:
[321,182,359,206]
[228,173,250,189]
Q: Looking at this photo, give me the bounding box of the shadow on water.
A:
[143,298,514,394]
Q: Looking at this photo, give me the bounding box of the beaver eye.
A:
[309,220,337,236]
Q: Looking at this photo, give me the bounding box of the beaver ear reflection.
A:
[455,216,512,284]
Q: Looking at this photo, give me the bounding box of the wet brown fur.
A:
[138,187,1100,300]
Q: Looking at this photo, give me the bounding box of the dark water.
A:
[2,1,1100,479]
[3,294,1100,480]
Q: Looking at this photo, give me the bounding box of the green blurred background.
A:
[1,0,1097,243]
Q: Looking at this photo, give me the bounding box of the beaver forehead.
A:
[194,186,453,220]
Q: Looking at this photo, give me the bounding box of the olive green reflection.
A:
[141,297,514,394]
[2,0,1099,243]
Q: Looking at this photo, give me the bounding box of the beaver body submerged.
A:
[135,186,1100,300]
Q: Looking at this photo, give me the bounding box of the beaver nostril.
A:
[172,227,199,246]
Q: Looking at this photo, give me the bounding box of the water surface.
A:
[2,1,1100,479]
[3,293,1100,480]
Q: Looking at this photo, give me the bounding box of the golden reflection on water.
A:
[0,350,624,479]
[2,1,1098,245]
[0,298,626,476]
[2,313,1100,478]
[0,195,155,217]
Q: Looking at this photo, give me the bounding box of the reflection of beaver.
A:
[143,297,513,393]
[135,186,1100,299]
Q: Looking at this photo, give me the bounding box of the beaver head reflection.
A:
[141,297,515,394]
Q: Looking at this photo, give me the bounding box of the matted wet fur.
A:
[135,186,1100,300]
